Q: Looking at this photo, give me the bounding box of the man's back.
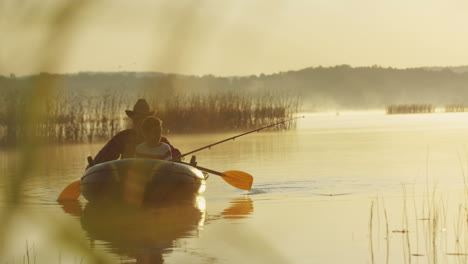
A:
[92,129,180,165]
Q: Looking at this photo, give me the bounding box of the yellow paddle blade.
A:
[57,180,81,201]
[221,171,253,190]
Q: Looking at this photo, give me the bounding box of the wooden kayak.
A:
[81,158,207,203]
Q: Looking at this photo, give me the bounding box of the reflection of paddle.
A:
[221,197,254,219]
[178,161,253,191]
[58,199,83,216]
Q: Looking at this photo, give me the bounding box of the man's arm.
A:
[90,131,126,167]
[161,137,182,160]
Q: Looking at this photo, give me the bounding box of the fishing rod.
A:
[172,115,305,161]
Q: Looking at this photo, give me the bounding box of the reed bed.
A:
[150,93,299,133]
[0,88,126,146]
[387,104,468,114]
[0,87,300,147]
[386,104,436,115]
[444,104,466,113]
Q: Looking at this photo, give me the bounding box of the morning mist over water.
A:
[3,0,468,263]
[6,64,468,111]
[3,65,468,146]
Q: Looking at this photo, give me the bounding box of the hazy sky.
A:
[2,0,468,76]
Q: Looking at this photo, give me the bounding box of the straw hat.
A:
[125,99,154,118]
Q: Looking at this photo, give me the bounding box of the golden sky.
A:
[2,0,468,76]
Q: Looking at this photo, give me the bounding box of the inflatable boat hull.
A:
[81,158,206,203]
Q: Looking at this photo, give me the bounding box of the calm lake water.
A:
[2,111,468,263]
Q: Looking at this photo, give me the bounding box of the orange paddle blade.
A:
[221,198,254,219]
[221,171,253,190]
[57,180,81,201]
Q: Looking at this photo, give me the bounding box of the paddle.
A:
[57,156,95,201]
[57,180,81,201]
[58,116,303,200]
[178,161,253,190]
[57,159,253,201]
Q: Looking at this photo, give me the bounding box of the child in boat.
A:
[135,116,173,160]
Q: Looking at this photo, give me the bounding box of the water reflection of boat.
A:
[80,198,206,264]
[81,158,206,204]
[59,197,254,263]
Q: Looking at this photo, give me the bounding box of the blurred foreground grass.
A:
[0,1,117,262]
[0,1,294,262]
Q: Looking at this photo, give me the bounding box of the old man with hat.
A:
[89,99,181,166]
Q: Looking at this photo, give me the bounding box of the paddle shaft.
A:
[172,115,305,161]
[178,161,253,190]
[178,161,224,176]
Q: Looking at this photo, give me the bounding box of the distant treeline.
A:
[4,65,468,111]
[0,73,299,146]
[279,65,468,110]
